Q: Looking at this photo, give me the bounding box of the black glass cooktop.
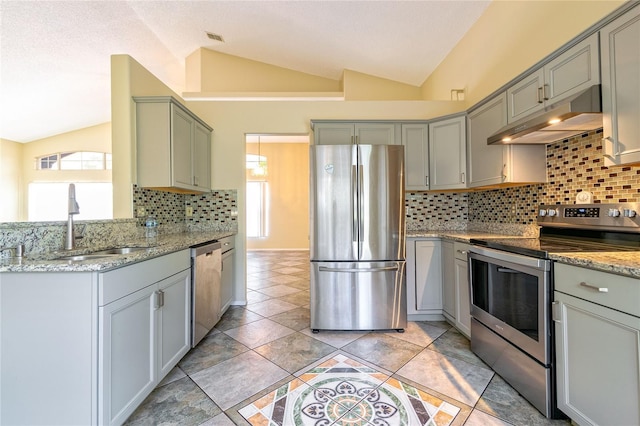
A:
[471,228,640,259]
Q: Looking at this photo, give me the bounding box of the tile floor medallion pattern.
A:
[125,250,571,426]
[239,354,461,425]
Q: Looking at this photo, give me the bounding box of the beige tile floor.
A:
[125,250,570,426]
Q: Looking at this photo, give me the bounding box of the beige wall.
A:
[421,0,625,106]
[0,138,23,221]
[110,54,185,218]
[246,142,309,250]
[1,124,111,221]
[342,70,422,100]
[186,49,342,93]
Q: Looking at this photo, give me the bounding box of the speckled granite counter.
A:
[0,230,236,273]
[550,252,640,279]
[406,230,525,243]
[407,230,640,279]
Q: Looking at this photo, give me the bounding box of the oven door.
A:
[468,246,552,365]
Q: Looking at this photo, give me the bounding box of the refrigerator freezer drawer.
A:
[310,261,407,331]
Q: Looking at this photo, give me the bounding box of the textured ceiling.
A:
[0,1,490,142]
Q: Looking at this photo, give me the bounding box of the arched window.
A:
[36,151,112,170]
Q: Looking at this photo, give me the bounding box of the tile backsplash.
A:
[468,129,640,224]
[132,185,238,232]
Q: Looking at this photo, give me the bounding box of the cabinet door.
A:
[157,270,191,379]
[355,123,399,145]
[429,116,467,190]
[545,33,600,103]
[193,122,211,190]
[554,291,640,426]
[454,258,471,338]
[313,123,355,145]
[507,68,545,123]
[467,93,508,187]
[221,249,235,314]
[99,285,156,426]
[601,6,640,166]
[414,240,442,311]
[441,241,455,319]
[171,105,195,188]
[402,123,430,190]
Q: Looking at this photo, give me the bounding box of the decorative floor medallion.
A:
[239,354,461,425]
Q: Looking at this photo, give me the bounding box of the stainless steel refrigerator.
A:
[309,144,406,332]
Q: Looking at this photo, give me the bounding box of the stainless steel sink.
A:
[92,247,151,255]
[57,254,116,262]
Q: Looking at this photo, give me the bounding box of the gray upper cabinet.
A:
[468,92,546,187]
[507,33,600,123]
[135,96,213,193]
[600,5,640,167]
[402,123,430,190]
[313,122,400,145]
[429,115,467,190]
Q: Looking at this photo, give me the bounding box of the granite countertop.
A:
[406,230,526,243]
[550,252,640,279]
[0,230,236,273]
[407,230,640,279]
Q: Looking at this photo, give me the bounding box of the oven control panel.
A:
[538,203,640,231]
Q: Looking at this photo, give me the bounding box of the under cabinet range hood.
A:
[488,85,602,145]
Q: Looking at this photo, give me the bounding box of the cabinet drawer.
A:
[99,249,191,306]
[454,242,470,261]
[219,235,236,253]
[554,263,640,317]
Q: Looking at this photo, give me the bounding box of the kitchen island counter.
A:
[0,230,236,273]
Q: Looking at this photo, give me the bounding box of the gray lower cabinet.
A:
[0,250,191,426]
[453,242,471,338]
[406,238,443,320]
[220,235,236,314]
[442,241,471,337]
[600,5,640,167]
[553,263,640,425]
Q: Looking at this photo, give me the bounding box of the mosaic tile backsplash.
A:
[405,192,468,231]
[469,130,640,224]
[132,185,238,232]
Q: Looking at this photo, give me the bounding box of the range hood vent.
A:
[488,85,602,145]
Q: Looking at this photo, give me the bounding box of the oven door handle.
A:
[497,267,521,274]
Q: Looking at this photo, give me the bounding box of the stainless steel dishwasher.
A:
[191,241,222,347]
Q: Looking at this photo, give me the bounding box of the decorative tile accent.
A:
[406,192,469,230]
[132,185,186,226]
[186,190,238,227]
[239,354,461,426]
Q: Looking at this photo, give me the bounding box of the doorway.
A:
[245,134,310,250]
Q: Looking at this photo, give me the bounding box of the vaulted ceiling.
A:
[0,1,490,142]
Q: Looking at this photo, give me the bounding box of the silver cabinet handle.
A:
[425,175,429,187]
[542,84,549,101]
[537,86,544,104]
[456,250,467,255]
[580,282,608,293]
[460,172,465,184]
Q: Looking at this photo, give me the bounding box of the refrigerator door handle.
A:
[351,165,358,243]
[358,164,364,251]
[318,265,399,273]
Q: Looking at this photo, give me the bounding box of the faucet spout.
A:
[65,183,80,250]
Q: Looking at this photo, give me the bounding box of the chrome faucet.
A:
[65,183,80,250]
[0,244,25,259]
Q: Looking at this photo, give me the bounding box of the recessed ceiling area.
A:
[0,1,490,143]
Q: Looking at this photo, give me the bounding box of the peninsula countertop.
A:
[0,230,236,273]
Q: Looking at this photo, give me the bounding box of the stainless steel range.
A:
[468,203,640,419]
